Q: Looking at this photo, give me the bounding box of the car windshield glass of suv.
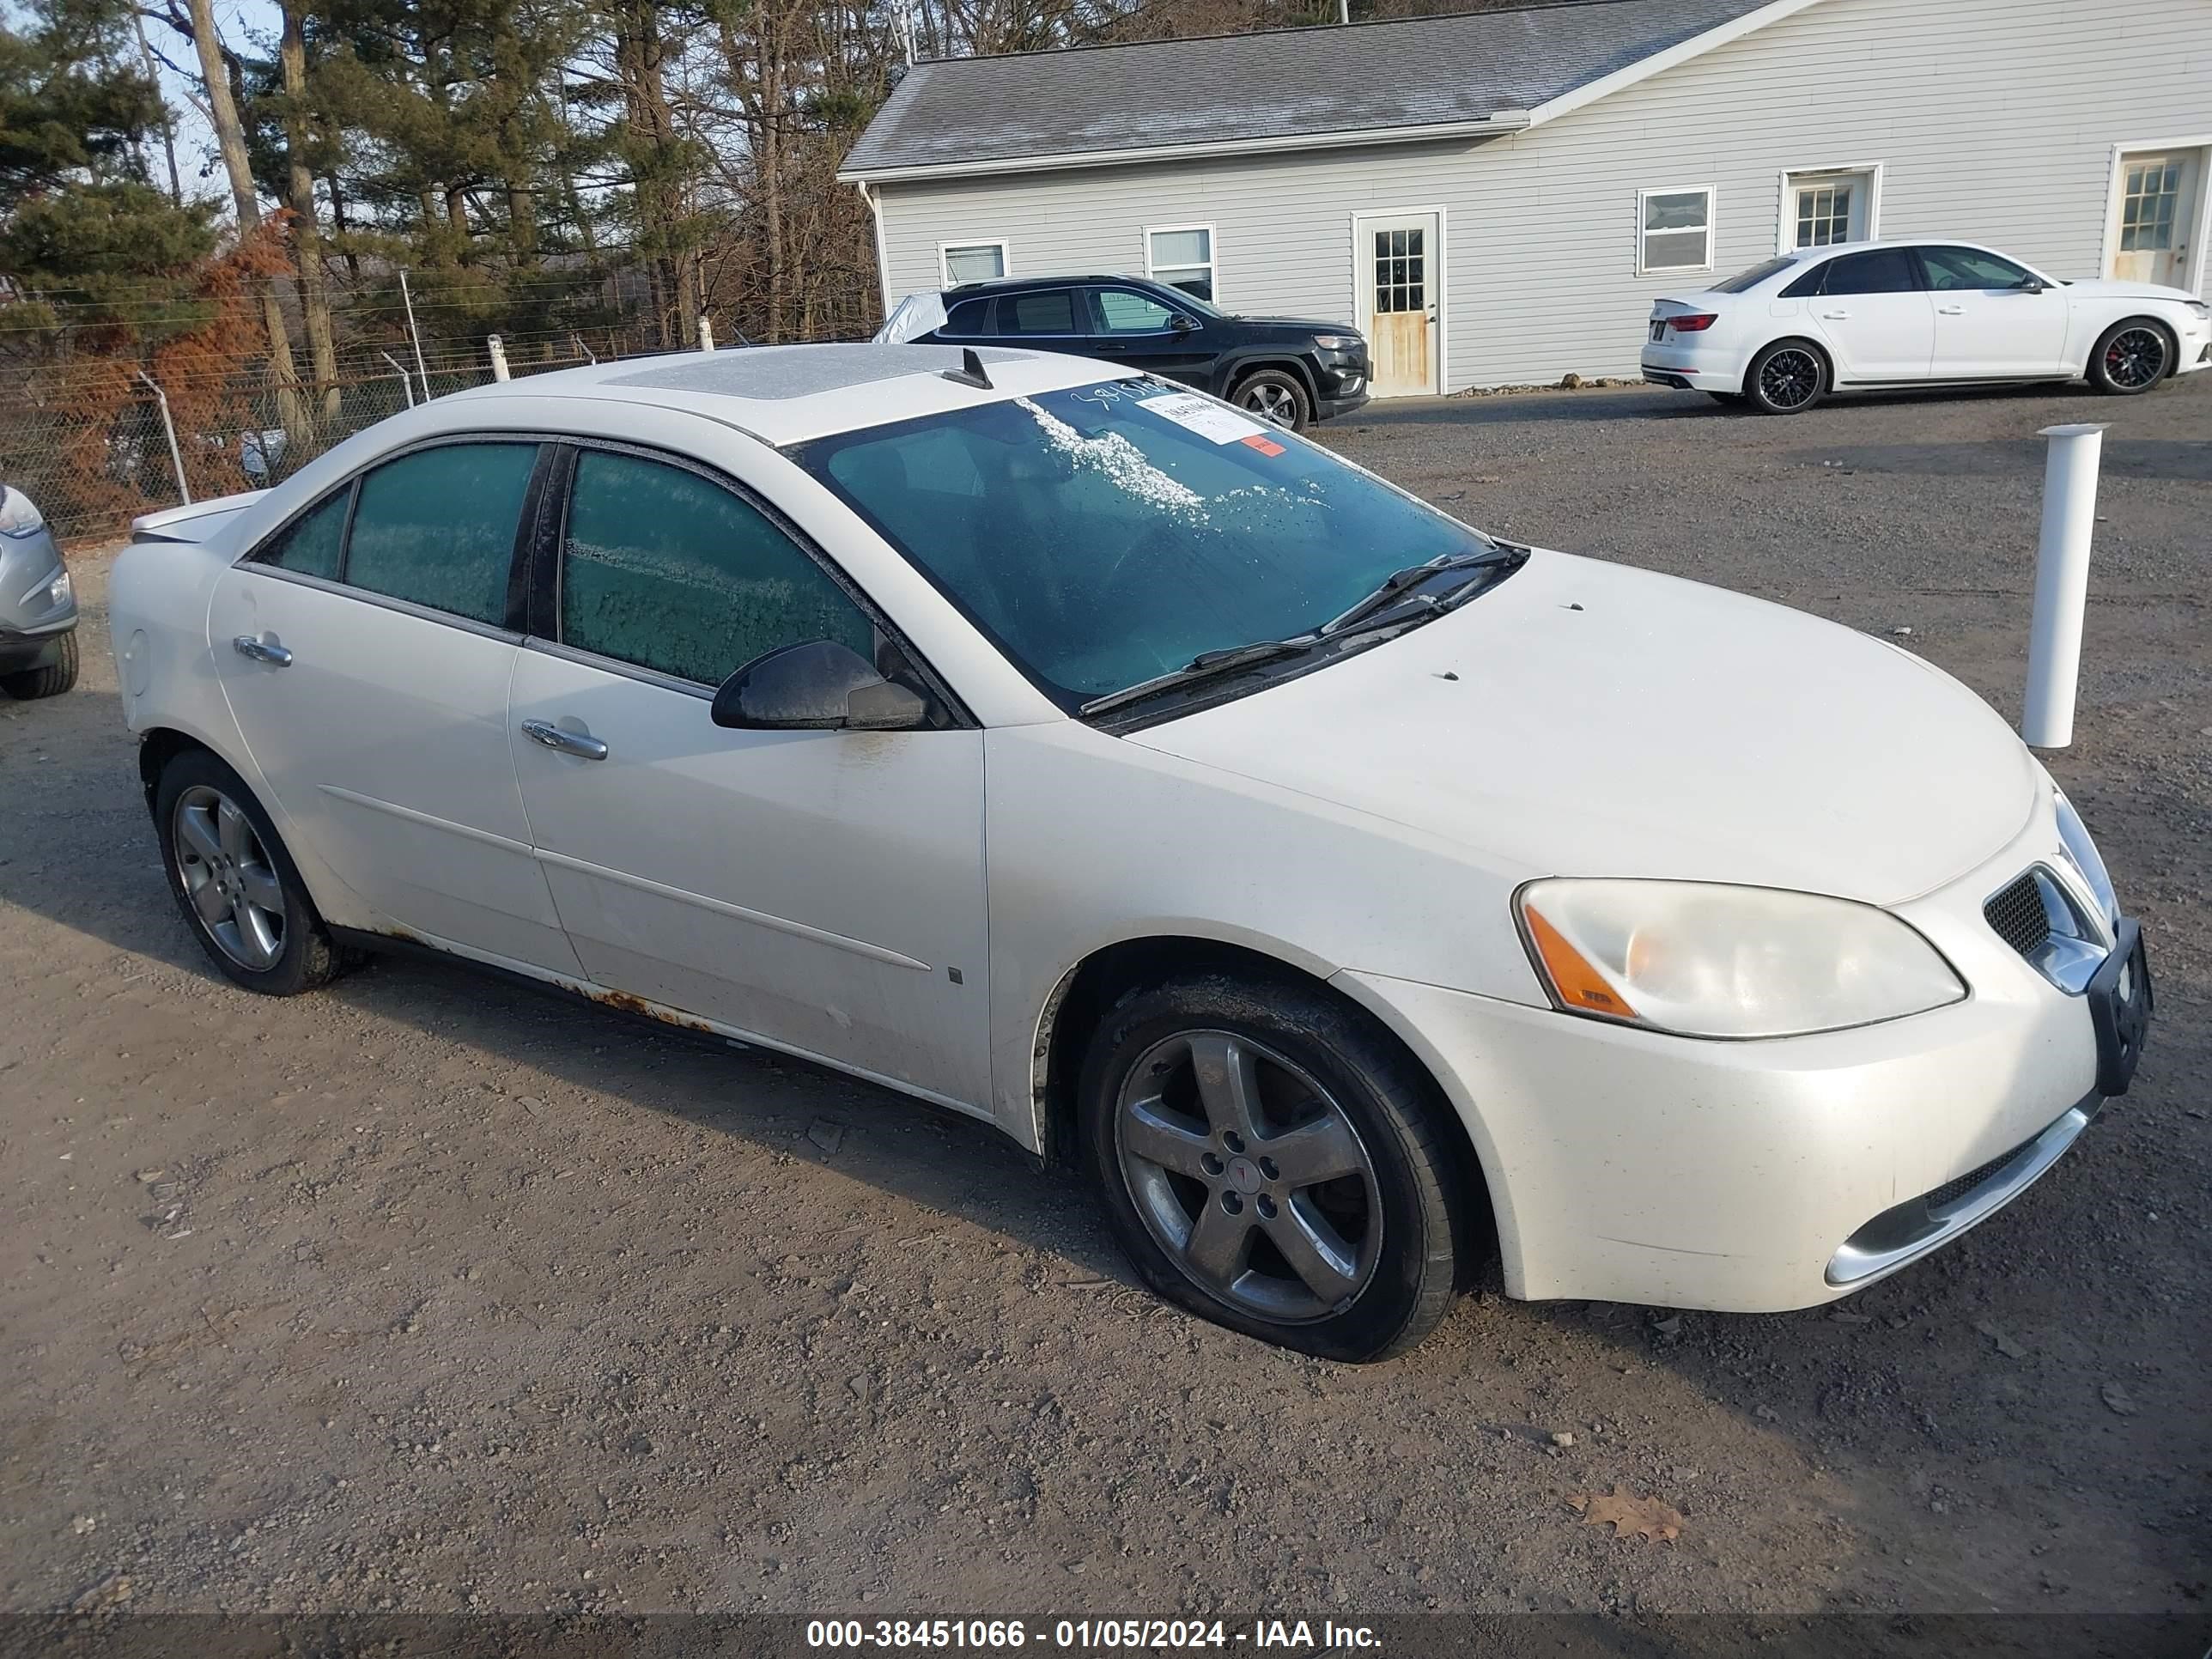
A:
[798,379,1498,709]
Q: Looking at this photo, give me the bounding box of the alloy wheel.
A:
[1241,383,1301,428]
[1114,1029,1382,1323]
[1759,348,1821,410]
[2103,328,2168,390]
[172,784,287,969]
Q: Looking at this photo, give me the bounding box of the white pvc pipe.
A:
[2021,422,2107,750]
[487,334,511,382]
[697,316,716,353]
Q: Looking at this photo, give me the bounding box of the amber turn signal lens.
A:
[1523,904,1638,1022]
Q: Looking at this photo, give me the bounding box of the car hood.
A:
[2057,277,2201,305]
[1232,314,1357,334]
[1129,550,2038,906]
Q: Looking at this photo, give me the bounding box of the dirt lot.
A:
[3,374,2208,1626]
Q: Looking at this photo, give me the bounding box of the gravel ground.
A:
[3,374,2208,1626]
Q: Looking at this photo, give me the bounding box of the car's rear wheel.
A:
[0,629,78,700]
[1233,369,1312,432]
[1745,340,1827,415]
[154,749,349,995]
[2087,319,2173,395]
[1079,972,1469,1361]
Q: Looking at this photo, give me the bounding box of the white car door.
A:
[506,442,993,1111]
[1801,247,1936,383]
[206,440,583,975]
[1918,246,2073,379]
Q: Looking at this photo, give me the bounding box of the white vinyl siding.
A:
[1638,186,1715,273]
[874,0,2212,390]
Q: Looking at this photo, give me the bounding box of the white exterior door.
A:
[206,443,582,975]
[1354,211,1441,398]
[2109,151,2202,289]
[506,445,994,1110]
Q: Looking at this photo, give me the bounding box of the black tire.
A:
[1744,339,1828,415]
[2086,319,2174,396]
[1079,971,1471,1361]
[153,747,349,995]
[0,629,78,700]
[1231,368,1312,432]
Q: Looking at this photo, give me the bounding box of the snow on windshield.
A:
[1016,396,1206,515]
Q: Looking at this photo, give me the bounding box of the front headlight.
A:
[1311,334,1363,350]
[2051,791,2118,932]
[0,485,46,539]
[1517,878,1967,1039]
[36,566,72,611]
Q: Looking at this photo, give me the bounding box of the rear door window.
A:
[1001,289,1082,336]
[344,443,538,627]
[255,487,351,580]
[1818,249,1923,295]
[556,448,874,686]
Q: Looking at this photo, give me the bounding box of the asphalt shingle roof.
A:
[842,0,1778,177]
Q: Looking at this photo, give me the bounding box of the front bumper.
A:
[1337,805,2150,1313]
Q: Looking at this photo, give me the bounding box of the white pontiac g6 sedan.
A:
[1642,238,2211,414]
[110,343,2154,1359]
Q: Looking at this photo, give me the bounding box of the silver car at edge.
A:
[0,483,80,699]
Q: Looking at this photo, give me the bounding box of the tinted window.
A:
[1780,262,1830,299]
[802,380,1498,708]
[943,297,994,335]
[1003,290,1079,335]
[1095,289,1179,333]
[1711,256,1798,295]
[345,443,537,626]
[1820,250,1922,295]
[1920,246,2037,290]
[258,487,349,580]
[559,449,873,685]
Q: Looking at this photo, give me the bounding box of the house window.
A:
[1145,225,1215,301]
[1784,167,1879,250]
[939,241,1006,286]
[1638,187,1713,274]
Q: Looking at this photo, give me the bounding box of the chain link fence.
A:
[0,343,574,545]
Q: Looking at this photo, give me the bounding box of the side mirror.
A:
[1169,313,1200,333]
[711,639,929,732]
[2017,278,2048,294]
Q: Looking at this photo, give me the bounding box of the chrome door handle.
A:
[520,719,608,761]
[1937,305,1966,315]
[232,634,292,667]
[1820,309,1850,319]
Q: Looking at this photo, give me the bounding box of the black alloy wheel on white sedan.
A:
[1079,972,1471,1361]
[154,748,351,995]
[1745,339,1829,416]
[2087,320,2174,395]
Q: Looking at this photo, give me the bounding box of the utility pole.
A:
[399,270,430,395]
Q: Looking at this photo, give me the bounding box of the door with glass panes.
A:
[1354,211,1441,398]
[2108,151,2202,289]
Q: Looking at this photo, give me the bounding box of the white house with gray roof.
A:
[841,0,2212,396]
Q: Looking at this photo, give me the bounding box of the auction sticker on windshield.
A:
[1139,392,1271,445]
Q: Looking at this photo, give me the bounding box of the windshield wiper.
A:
[1079,635,1317,718]
[1321,549,1520,639]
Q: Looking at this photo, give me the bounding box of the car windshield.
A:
[1710,256,1800,294]
[796,379,1500,711]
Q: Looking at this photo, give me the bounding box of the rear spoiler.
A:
[131,489,267,545]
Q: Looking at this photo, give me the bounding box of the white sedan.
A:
[109,344,2153,1360]
[1643,238,2211,414]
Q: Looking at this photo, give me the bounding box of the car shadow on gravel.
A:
[1788,438,2212,481]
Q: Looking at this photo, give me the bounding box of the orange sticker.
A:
[1241,434,1286,457]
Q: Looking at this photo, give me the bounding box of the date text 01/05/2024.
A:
[805,1619,1382,1650]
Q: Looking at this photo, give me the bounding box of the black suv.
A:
[901,276,1370,431]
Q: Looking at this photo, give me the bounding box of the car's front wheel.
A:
[1233,369,1312,432]
[0,629,78,700]
[1745,339,1828,415]
[2087,319,2173,395]
[154,748,349,995]
[1079,972,1471,1361]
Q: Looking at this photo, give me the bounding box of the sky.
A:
[137,0,286,213]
